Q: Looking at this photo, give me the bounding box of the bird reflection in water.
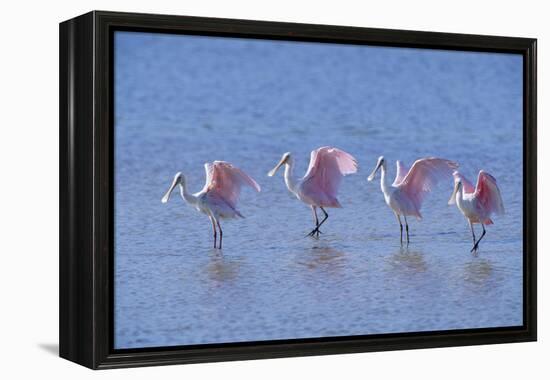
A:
[463,258,494,288]
[206,249,241,284]
[297,245,347,275]
[388,246,428,274]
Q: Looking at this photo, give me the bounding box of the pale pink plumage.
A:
[395,157,459,218]
[452,170,504,225]
[368,155,457,244]
[162,161,260,249]
[268,146,357,237]
[475,171,505,216]
[450,170,504,251]
[299,147,358,208]
[203,161,261,216]
[392,160,409,186]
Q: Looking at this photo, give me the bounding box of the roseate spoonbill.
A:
[268,146,358,237]
[448,170,505,252]
[368,157,458,244]
[161,161,261,249]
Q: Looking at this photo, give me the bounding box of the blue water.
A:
[114,31,523,349]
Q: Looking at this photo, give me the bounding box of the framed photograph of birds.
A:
[59,11,537,369]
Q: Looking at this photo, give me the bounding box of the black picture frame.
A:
[59,10,537,369]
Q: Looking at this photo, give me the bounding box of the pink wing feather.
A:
[203,161,260,209]
[398,157,458,208]
[300,147,358,207]
[392,160,409,187]
[474,170,505,216]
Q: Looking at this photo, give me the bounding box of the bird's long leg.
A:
[471,223,486,252]
[316,207,329,236]
[307,206,320,237]
[469,220,476,249]
[308,207,329,237]
[215,218,223,249]
[404,215,410,245]
[209,216,217,248]
[395,213,403,245]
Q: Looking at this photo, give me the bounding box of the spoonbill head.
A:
[162,161,261,249]
[267,152,292,177]
[449,170,504,252]
[368,156,458,245]
[161,172,184,204]
[367,156,385,181]
[268,146,358,237]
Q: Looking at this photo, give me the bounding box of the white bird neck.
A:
[283,159,298,194]
[456,186,465,204]
[380,165,392,197]
[179,181,198,205]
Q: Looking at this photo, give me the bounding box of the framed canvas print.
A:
[59,11,537,369]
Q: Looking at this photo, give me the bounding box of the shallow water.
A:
[114,32,523,349]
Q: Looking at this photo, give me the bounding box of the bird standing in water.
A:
[448,170,505,252]
[268,146,358,237]
[162,161,261,249]
[368,156,458,244]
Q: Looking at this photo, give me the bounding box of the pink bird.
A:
[268,146,358,237]
[368,156,458,244]
[161,161,261,249]
[448,170,505,252]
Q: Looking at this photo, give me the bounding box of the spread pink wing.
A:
[392,160,409,187]
[301,146,358,206]
[399,157,458,208]
[453,171,475,194]
[474,171,505,216]
[203,161,261,209]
